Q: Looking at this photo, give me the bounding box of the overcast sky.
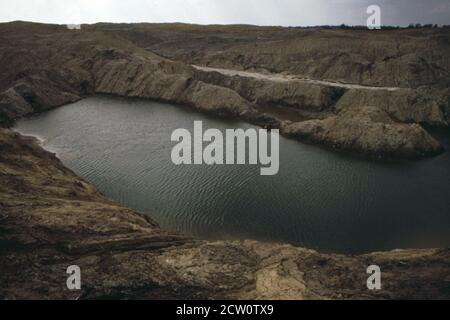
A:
[1,0,449,27]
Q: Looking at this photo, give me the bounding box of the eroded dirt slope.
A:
[0,22,448,159]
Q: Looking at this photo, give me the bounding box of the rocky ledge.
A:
[282,106,444,159]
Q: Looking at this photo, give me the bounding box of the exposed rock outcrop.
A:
[194,67,347,113]
[335,87,450,126]
[282,106,444,159]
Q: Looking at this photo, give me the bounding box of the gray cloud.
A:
[1,0,449,26]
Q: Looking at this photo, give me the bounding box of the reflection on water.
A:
[15,95,450,254]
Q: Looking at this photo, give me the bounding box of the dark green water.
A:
[15,95,450,254]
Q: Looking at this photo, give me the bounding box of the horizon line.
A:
[1,20,449,29]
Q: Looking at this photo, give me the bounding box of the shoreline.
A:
[12,93,447,164]
[9,94,450,255]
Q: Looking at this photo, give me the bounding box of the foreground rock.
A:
[1,128,449,299]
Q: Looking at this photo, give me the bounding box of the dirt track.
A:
[193,65,403,91]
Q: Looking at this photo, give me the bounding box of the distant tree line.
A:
[407,23,443,28]
[288,24,450,30]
